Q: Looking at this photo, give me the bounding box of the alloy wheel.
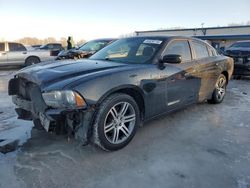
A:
[104,102,136,144]
[216,76,226,101]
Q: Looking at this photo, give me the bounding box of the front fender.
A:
[72,74,143,106]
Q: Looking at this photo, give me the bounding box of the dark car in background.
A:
[56,38,115,60]
[39,43,64,56]
[9,36,233,151]
[39,43,64,51]
[31,45,42,49]
[224,41,250,77]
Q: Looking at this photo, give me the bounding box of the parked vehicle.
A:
[39,43,63,51]
[9,36,234,151]
[32,45,42,49]
[0,42,56,66]
[39,43,64,56]
[56,39,115,60]
[224,41,250,76]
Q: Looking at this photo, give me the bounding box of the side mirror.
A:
[162,54,182,64]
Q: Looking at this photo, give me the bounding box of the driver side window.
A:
[163,40,192,62]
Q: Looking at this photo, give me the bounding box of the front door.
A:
[161,39,201,111]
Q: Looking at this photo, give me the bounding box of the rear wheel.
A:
[25,57,40,66]
[208,74,227,104]
[92,93,140,151]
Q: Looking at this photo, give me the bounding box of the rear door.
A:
[162,39,201,111]
[7,43,27,65]
[0,42,7,64]
[190,40,220,101]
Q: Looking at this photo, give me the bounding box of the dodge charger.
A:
[8,36,234,151]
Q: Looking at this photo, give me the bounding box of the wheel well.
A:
[25,56,40,63]
[221,71,229,84]
[102,88,145,121]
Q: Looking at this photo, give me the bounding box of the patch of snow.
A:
[0,117,33,147]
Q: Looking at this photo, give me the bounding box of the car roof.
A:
[91,38,117,42]
[125,35,206,43]
[45,43,62,45]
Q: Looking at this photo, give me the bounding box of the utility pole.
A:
[201,23,206,35]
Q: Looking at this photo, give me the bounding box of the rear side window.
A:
[54,44,62,48]
[207,46,218,56]
[9,43,26,51]
[0,43,5,51]
[192,41,209,59]
[164,40,192,61]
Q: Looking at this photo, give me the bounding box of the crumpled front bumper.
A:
[9,76,93,143]
[9,77,80,122]
[12,95,68,121]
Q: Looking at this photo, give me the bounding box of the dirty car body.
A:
[9,36,234,151]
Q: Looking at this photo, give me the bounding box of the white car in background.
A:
[0,42,56,67]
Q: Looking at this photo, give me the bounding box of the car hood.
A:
[225,47,250,57]
[15,59,133,90]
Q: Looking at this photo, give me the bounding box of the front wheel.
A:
[92,93,140,151]
[208,74,227,104]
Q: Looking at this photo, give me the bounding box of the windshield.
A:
[90,38,164,64]
[231,42,250,48]
[79,40,110,51]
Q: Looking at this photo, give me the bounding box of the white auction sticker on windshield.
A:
[143,40,162,45]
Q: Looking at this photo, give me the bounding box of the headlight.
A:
[42,90,86,108]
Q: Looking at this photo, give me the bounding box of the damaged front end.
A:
[224,50,250,76]
[8,76,95,145]
[233,57,250,76]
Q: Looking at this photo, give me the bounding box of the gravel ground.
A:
[0,70,249,188]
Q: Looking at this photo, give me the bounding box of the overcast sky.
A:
[0,0,250,41]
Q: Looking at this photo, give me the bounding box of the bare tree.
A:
[17,37,43,45]
[59,37,67,47]
[76,39,86,46]
[13,37,86,46]
[43,37,57,44]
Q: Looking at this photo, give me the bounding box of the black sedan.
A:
[224,41,250,77]
[9,36,234,151]
[56,38,115,60]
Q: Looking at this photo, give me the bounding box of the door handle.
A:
[23,52,27,54]
[1,52,7,55]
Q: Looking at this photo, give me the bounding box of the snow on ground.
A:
[0,70,33,152]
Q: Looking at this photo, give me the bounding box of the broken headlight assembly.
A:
[42,90,86,109]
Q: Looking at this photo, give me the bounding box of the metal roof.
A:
[194,35,250,40]
[135,25,250,34]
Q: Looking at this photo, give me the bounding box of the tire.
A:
[25,57,40,66]
[92,93,140,151]
[208,74,227,104]
[33,119,44,130]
